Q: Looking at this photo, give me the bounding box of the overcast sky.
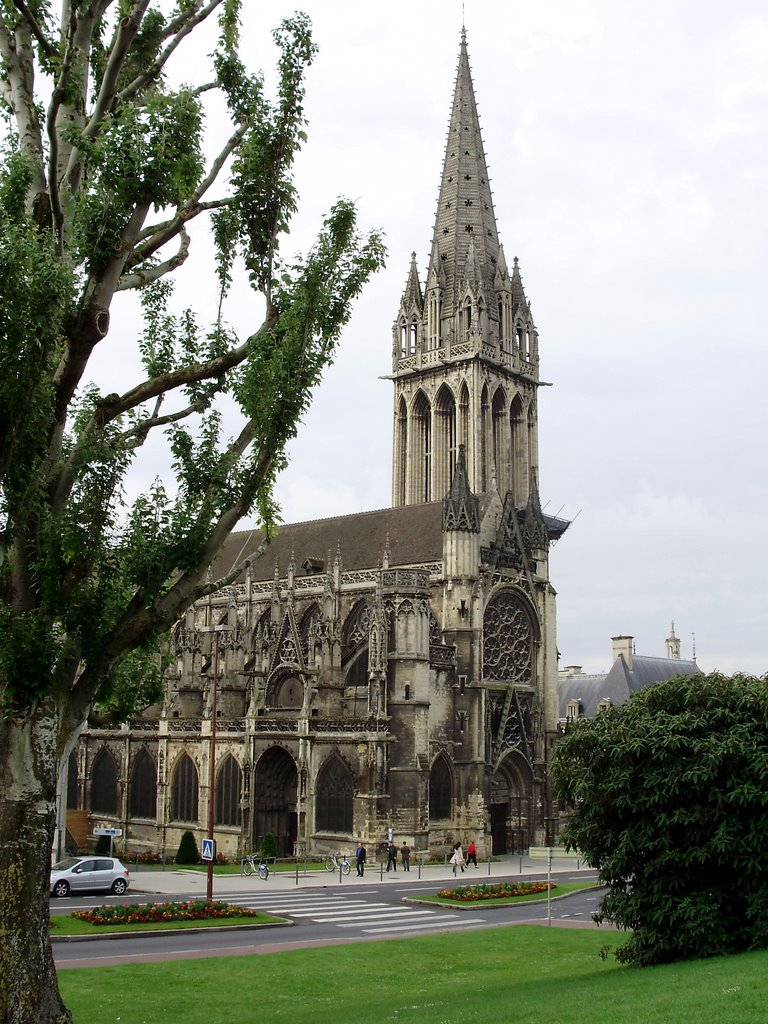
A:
[97,0,768,677]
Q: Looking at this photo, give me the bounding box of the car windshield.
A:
[51,857,81,871]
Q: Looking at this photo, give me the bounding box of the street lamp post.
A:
[202,624,229,903]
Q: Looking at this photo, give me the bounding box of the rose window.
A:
[483,592,533,683]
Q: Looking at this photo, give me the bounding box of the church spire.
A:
[429,29,501,314]
[443,445,480,533]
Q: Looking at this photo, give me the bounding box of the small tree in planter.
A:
[175,831,200,866]
[261,832,278,860]
[93,835,112,856]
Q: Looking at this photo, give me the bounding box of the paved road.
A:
[53,869,603,968]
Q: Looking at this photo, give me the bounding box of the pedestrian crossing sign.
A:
[201,838,215,861]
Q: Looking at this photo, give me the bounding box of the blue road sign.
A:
[201,838,215,861]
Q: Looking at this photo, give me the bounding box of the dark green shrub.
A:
[93,835,112,855]
[552,672,768,966]
[261,832,278,859]
[175,830,200,865]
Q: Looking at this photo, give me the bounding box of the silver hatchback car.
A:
[50,856,130,897]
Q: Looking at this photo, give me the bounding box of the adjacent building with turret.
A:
[69,31,569,861]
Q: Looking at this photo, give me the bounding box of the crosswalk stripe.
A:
[219,890,474,933]
[315,909,436,923]
[360,917,485,935]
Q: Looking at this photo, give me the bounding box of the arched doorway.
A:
[252,746,298,856]
[489,755,532,855]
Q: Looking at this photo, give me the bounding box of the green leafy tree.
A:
[175,830,199,866]
[0,3,385,1021]
[261,830,278,859]
[551,672,768,966]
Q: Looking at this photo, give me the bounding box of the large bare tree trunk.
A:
[0,702,72,1024]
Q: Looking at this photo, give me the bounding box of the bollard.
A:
[418,856,422,879]
[339,861,343,884]
[380,859,384,881]
[488,856,491,876]
[295,859,299,885]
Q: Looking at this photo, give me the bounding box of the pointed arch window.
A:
[300,603,323,663]
[216,755,243,827]
[429,756,452,820]
[409,319,418,355]
[90,749,119,815]
[492,388,509,496]
[171,753,199,823]
[400,319,408,358]
[463,299,472,338]
[128,749,157,820]
[435,385,457,498]
[412,391,432,502]
[316,757,354,832]
[395,395,408,505]
[66,749,79,810]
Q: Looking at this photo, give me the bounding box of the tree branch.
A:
[125,121,247,271]
[11,0,58,61]
[0,14,47,209]
[117,226,190,290]
[63,0,150,196]
[116,0,224,106]
[118,380,221,444]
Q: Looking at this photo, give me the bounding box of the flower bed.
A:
[71,899,262,926]
[436,881,554,902]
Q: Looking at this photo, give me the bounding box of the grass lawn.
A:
[179,860,329,874]
[414,880,598,906]
[51,911,282,936]
[58,924,768,1024]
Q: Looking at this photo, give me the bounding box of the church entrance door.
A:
[253,746,298,857]
[490,756,531,854]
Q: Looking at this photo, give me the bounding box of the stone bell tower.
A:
[392,28,541,509]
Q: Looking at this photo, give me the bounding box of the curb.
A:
[51,918,292,943]
[403,883,601,911]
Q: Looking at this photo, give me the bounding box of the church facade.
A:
[70,32,568,861]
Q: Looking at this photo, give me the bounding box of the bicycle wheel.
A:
[258,863,269,881]
[340,859,350,876]
[325,857,335,872]
[243,858,254,876]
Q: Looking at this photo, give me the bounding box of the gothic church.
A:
[72,32,568,861]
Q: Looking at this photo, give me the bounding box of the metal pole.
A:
[206,630,220,903]
[547,846,552,927]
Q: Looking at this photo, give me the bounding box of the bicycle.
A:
[242,854,270,880]
[325,852,350,875]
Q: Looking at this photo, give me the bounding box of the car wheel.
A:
[111,878,128,895]
[53,880,70,898]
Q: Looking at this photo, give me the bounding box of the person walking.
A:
[466,839,478,868]
[400,842,411,871]
[356,841,367,877]
[450,842,465,875]
[386,841,398,872]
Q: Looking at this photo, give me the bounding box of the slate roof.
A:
[212,501,447,584]
[559,655,700,719]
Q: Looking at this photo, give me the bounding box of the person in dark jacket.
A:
[356,842,367,877]
[386,841,398,872]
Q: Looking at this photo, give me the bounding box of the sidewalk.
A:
[130,852,592,898]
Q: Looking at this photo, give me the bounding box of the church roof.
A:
[212,502,449,583]
[559,655,700,719]
[428,28,501,309]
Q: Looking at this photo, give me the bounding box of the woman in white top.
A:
[450,843,465,875]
